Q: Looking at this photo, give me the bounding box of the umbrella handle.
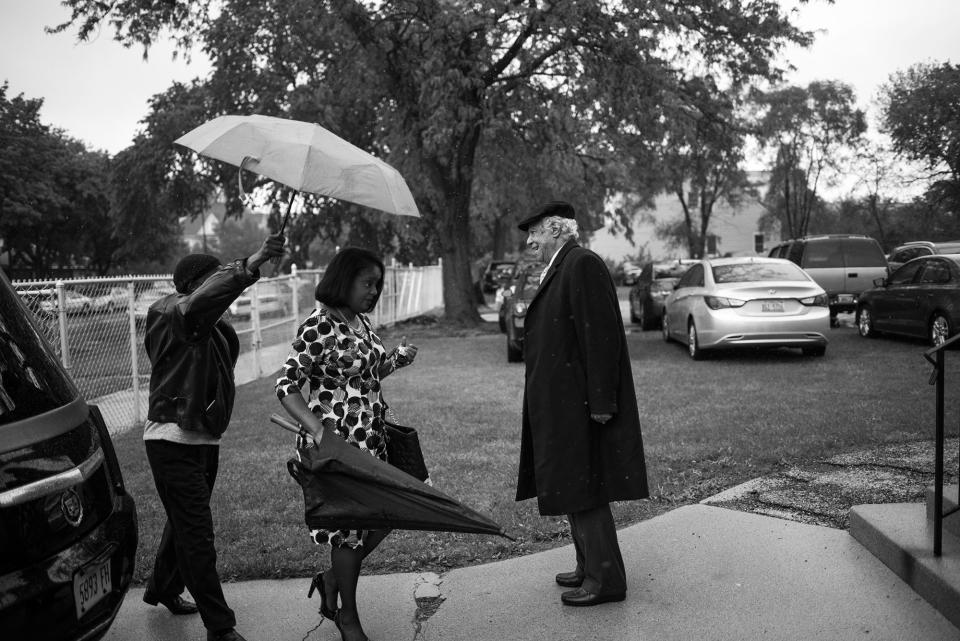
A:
[270,413,316,444]
[272,193,296,271]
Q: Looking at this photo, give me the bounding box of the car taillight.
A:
[88,405,126,495]
[704,296,745,310]
[799,294,829,307]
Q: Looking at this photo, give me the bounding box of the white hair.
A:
[543,216,580,241]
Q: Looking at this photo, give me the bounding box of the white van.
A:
[768,235,889,326]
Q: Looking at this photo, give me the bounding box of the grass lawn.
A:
[110,317,960,583]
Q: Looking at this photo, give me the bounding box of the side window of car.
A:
[918,260,952,284]
[801,240,844,268]
[640,264,652,284]
[889,261,923,285]
[676,264,702,288]
[842,238,887,267]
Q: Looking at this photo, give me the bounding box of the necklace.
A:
[337,307,364,334]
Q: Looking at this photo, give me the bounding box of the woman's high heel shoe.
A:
[307,571,338,620]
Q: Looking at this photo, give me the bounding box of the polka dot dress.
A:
[276,307,389,548]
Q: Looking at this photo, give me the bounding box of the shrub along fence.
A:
[13,261,443,432]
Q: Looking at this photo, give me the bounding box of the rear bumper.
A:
[696,308,831,350]
[0,493,137,641]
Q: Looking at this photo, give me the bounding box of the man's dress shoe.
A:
[561,587,626,607]
[555,570,584,588]
[143,592,199,615]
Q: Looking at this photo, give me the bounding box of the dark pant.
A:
[568,503,626,595]
[145,440,235,633]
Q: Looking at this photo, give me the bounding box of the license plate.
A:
[513,316,524,328]
[761,301,784,313]
[74,558,111,619]
[836,294,854,304]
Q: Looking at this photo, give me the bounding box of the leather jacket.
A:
[144,259,259,437]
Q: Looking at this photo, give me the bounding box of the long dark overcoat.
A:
[516,240,649,515]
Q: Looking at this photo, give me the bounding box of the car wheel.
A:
[802,346,826,357]
[629,300,641,324]
[687,320,704,360]
[661,312,671,343]
[930,313,952,347]
[507,337,523,362]
[498,312,507,333]
[857,306,876,338]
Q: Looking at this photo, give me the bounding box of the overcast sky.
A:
[1,0,957,155]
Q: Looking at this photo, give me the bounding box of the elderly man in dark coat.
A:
[515,201,648,607]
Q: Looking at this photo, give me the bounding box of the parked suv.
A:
[768,235,888,325]
[887,240,960,272]
[0,268,137,640]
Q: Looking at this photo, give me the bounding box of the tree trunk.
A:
[436,196,482,324]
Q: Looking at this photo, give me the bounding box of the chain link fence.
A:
[13,261,443,434]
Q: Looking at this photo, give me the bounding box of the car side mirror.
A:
[873,277,886,287]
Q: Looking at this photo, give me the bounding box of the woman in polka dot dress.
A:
[276,247,418,641]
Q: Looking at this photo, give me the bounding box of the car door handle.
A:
[848,273,858,278]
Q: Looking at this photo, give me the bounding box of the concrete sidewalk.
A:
[102,505,958,641]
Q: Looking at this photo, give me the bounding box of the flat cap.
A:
[517,200,576,232]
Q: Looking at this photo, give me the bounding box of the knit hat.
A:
[173,253,221,293]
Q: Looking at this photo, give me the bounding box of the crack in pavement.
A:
[411,572,445,641]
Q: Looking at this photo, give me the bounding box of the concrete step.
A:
[850,502,960,630]
[926,484,960,539]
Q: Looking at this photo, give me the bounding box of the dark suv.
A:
[0,268,137,640]
[887,241,960,272]
[768,235,888,325]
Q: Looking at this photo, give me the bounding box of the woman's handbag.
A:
[384,420,430,482]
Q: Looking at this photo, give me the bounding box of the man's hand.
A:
[248,233,287,271]
[591,413,613,424]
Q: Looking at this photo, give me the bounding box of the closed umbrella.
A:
[271,414,513,539]
[174,114,420,230]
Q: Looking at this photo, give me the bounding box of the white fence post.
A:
[55,280,71,374]
[251,281,263,378]
[126,280,141,425]
[291,264,300,335]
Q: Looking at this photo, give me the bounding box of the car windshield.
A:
[0,274,77,425]
[651,279,678,292]
[653,266,689,279]
[712,262,807,284]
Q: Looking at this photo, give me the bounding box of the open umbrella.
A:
[174,114,420,230]
[270,414,514,539]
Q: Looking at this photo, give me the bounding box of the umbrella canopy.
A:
[174,114,420,218]
[271,414,512,539]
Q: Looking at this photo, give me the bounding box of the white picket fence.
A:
[13,261,443,433]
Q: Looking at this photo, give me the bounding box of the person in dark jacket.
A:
[515,201,648,607]
[142,233,285,641]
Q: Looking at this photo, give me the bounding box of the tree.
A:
[655,77,751,258]
[753,81,867,239]
[0,83,120,276]
[55,0,812,322]
[881,62,960,212]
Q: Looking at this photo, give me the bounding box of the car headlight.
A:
[514,302,527,315]
[799,294,829,307]
[704,296,745,310]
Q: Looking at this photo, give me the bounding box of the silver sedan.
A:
[661,257,830,359]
